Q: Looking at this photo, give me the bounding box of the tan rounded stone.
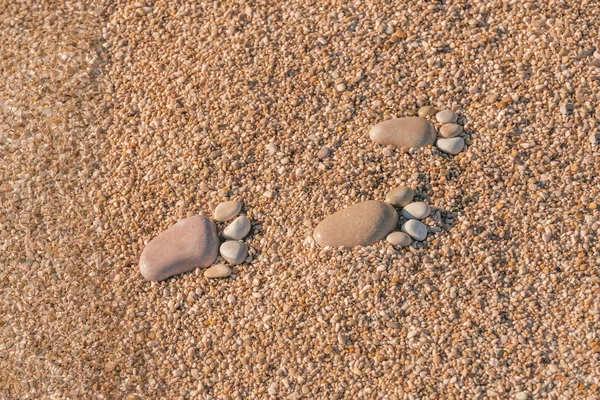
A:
[139,215,219,281]
[313,201,398,248]
[386,232,412,247]
[369,117,436,149]
[385,186,414,207]
[204,264,232,279]
[418,105,438,118]
[213,200,242,222]
[439,123,463,138]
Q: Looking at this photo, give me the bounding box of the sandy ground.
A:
[1,0,600,399]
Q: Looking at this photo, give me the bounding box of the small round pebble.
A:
[385,186,414,207]
[439,123,463,138]
[515,392,528,400]
[401,219,428,241]
[223,215,251,240]
[418,105,438,118]
[213,200,242,222]
[386,232,412,247]
[436,137,465,155]
[204,264,232,279]
[317,146,330,159]
[401,202,431,220]
[436,109,458,124]
[219,240,248,265]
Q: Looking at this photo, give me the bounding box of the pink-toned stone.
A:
[313,200,398,248]
[369,117,436,149]
[139,215,219,281]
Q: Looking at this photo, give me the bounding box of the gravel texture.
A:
[2,0,600,399]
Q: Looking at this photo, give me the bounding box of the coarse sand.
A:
[1,0,600,399]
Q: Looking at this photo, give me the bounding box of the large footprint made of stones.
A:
[311,106,466,250]
[312,186,433,249]
[371,106,466,155]
[139,200,253,281]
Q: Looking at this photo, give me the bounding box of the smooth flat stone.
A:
[385,186,414,207]
[436,137,465,155]
[313,200,398,248]
[386,232,412,247]
[220,240,248,265]
[369,117,436,149]
[418,105,438,118]
[401,202,431,220]
[223,216,251,240]
[439,123,463,138]
[139,215,219,281]
[213,200,242,222]
[204,264,232,279]
[436,110,458,124]
[401,219,428,241]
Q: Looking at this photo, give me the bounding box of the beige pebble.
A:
[386,231,412,247]
[204,264,232,279]
[439,123,463,138]
[385,186,414,207]
[436,109,458,124]
[418,105,438,117]
[213,200,242,222]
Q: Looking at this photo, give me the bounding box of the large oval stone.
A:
[369,117,436,149]
[139,215,219,281]
[313,200,398,248]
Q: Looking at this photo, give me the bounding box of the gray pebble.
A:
[439,123,463,138]
[401,202,431,220]
[223,215,251,240]
[436,137,465,155]
[436,109,457,124]
[219,241,248,265]
[401,219,428,241]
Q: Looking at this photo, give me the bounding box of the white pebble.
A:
[219,241,248,265]
[436,109,457,124]
[401,220,428,241]
[213,201,242,222]
[401,202,431,220]
[223,215,251,240]
[436,137,465,155]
